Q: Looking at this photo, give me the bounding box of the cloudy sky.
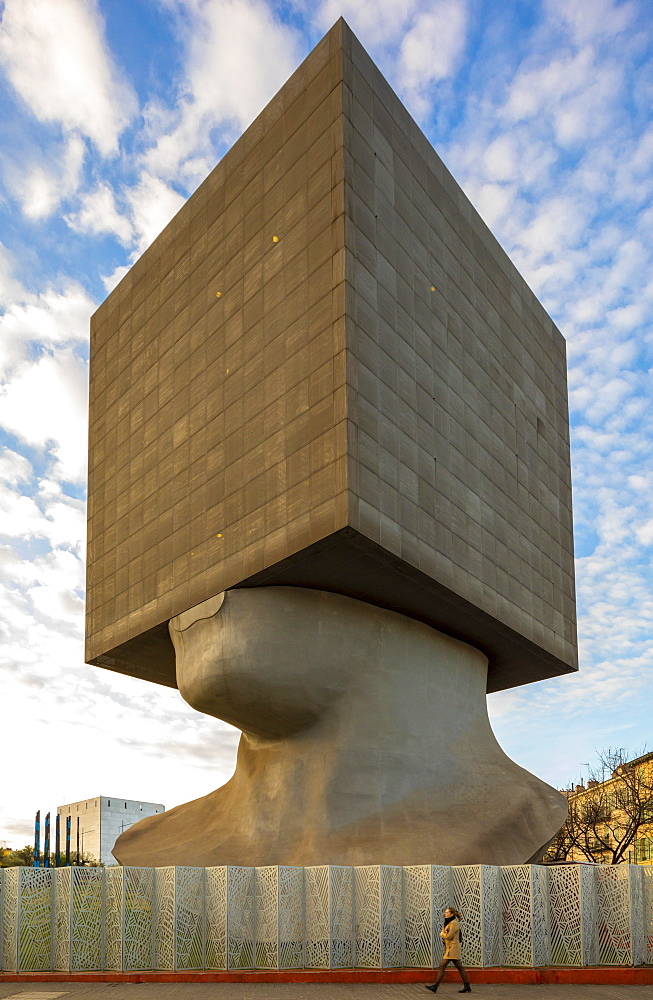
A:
[1,0,652,849]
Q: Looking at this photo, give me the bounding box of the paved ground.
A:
[1,984,653,1000]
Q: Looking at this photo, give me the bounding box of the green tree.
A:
[0,843,102,867]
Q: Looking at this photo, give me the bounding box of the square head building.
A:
[86,20,577,694]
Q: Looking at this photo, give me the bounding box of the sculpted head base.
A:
[114,586,567,868]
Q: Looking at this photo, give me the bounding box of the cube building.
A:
[57,796,165,866]
[86,19,577,695]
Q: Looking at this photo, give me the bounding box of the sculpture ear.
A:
[169,592,226,632]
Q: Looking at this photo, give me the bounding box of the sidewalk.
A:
[2,983,653,999]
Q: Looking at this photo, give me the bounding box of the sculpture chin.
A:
[113,586,567,868]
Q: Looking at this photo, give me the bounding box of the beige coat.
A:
[440,918,461,960]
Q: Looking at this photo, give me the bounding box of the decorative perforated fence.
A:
[105,866,154,971]
[0,867,53,972]
[549,863,599,966]
[403,865,453,968]
[354,866,404,969]
[452,865,502,967]
[305,865,354,969]
[154,866,205,971]
[0,862,651,971]
[501,865,550,967]
[595,864,645,966]
[254,866,304,970]
[52,867,105,971]
[643,866,653,965]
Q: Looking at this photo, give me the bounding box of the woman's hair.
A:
[445,907,462,921]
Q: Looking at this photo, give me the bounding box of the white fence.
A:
[1,863,652,972]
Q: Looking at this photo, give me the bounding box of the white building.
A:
[56,796,165,866]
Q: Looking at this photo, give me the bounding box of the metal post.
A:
[33,809,41,867]
[44,812,50,868]
[65,815,71,865]
[55,813,61,867]
[76,815,80,865]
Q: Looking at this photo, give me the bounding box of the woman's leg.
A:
[425,960,450,991]
[434,960,450,986]
[452,960,471,991]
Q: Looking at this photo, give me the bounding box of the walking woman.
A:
[425,907,471,993]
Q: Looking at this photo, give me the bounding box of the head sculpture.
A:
[114,585,567,868]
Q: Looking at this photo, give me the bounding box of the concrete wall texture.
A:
[86,19,577,694]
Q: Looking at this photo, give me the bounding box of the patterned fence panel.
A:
[205,866,256,971]
[403,865,453,968]
[228,867,255,969]
[452,865,501,967]
[0,867,53,972]
[154,866,205,971]
[52,867,104,971]
[532,864,551,967]
[175,866,205,970]
[501,865,550,967]
[105,866,155,972]
[205,867,227,969]
[596,864,645,966]
[549,864,598,966]
[0,867,17,973]
[0,869,5,971]
[254,866,304,970]
[643,866,653,965]
[305,866,353,969]
[629,865,645,967]
[580,864,599,966]
[354,865,404,968]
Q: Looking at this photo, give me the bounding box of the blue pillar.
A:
[44,812,50,868]
[33,809,41,868]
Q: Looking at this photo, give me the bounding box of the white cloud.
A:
[101,264,131,294]
[15,134,86,220]
[0,448,32,487]
[397,1,468,112]
[0,243,26,309]
[0,348,89,484]
[65,183,133,245]
[142,0,304,184]
[544,0,636,45]
[125,173,186,253]
[637,520,653,546]
[316,0,420,48]
[314,0,468,122]
[0,0,135,156]
[0,284,93,362]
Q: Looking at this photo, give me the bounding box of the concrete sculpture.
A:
[86,20,577,867]
[115,587,566,867]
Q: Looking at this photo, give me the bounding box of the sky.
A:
[0,0,652,849]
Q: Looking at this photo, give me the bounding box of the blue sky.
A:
[0,0,652,847]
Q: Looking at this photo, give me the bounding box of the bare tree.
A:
[543,747,653,865]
